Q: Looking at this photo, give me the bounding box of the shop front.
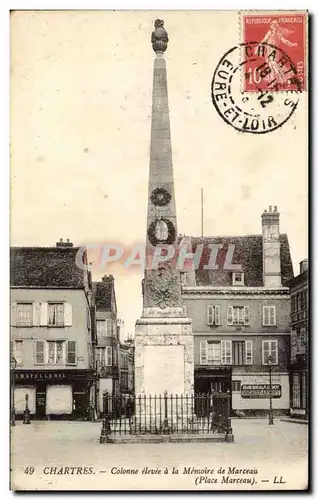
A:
[14,370,94,420]
[194,367,232,417]
[232,372,290,417]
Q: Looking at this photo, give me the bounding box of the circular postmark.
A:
[211,42,301,134]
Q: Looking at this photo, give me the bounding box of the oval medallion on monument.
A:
[147,217,176,246]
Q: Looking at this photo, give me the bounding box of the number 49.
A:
[24,467,34,475]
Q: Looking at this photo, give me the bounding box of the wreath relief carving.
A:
[145,263,181,308]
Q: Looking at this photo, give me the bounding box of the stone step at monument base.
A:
[105,433,227,444]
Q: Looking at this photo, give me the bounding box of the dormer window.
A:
[232,272,244,286]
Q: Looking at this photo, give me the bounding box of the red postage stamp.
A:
[243,13,307,92]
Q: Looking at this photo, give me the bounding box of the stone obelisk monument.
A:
[135,20,194,396]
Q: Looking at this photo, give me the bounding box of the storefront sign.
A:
[15,372,67,381]
[241,384,281,399]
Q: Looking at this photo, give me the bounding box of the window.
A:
[66,341,76,365]
[200,340,220,365]
[113,347,117,366]
[96,319,112,337]
[96,346,112,367]
[48,303,64,327]
[232,341,245,365]
[13,340,23,366]
[97,320,106,336]
[232,272,244,286]
[297,293,301,312]
[263,306,276,326]
[47,341,65,364]
[291,295,296,313]
[16,303,33,326]
[227,306,250,325]
[232,340,253,365]
[34,340,76,365]
[262,339,278,365]
[232,381,241,392]
[200,340,232,365]
[96,348,105,367]
[206,305,221,326]
[35,341,45,364]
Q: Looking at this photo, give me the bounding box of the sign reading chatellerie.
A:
[15,371,67,381]
[241,384,281,399]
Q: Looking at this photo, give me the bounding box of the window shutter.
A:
[40,303,48,326]
[214,306,221,326]
[35,340,45,364]
[271,306,276,326]
[244,306,250,325]
[106,346,112,366]
[11,302,17,326]
[245,340,253,365]
[263,306,267,326]
[200,340,207,365]
[207,305,214,325]
[271,340,278,364]
[67,341,76,365]
[64,303,72,326]
[262,340,269,365]
[221,340,226,364]
[33,302,40,327]
[227,306,234,325]
[106,319,112,336]
[221,340,232,364]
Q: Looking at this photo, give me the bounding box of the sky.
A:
[10,10,308,337]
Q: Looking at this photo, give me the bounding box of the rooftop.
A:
[10,245,88,288]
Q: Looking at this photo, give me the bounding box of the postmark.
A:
[243,13,306,92]
[211,42,300,134]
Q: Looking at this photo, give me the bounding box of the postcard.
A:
[10,10,308,491]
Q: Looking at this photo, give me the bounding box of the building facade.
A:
[10,240,95,420]
[287,259,308,418]
[182,207,294,416]
[119,339,135,397]
[92,275,120,415]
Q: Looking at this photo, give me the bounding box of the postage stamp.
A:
[10,10,308,492]
[242,13,307,92]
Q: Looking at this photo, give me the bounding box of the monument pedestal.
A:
[135,307,194,396]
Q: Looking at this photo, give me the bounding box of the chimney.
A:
[101,274,114,282]
[261,206,281,287]
[300,259,308,274]
[56,238,73,248]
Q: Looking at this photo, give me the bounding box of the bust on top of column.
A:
[151,19,169,55]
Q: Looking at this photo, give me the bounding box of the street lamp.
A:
[267,355,274,425]
[10,357,17,426]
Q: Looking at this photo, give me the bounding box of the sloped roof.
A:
[92,277,114,311]
[185,233,293,287]
[10,246,86,288]
[286,268,308,289]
